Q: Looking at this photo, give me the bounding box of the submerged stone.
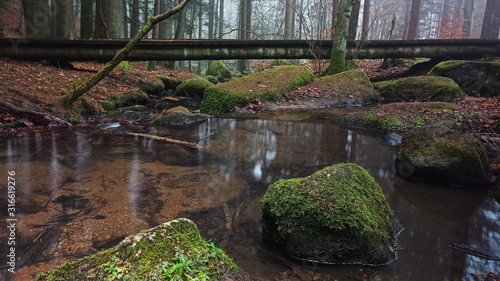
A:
[396,125,490,187]
[151,111,210,129]
[260,163,398,266]
[34,218,250,281]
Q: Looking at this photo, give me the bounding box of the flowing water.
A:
[0,116,499,281]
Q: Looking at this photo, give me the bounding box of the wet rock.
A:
[151,111,210,129]
[374,76,465,102]
[261,163,398,266]
[114,88,149,107]
[396,125,490,187]
[136,76,165,95]
[428,60,500,97]
[121,105,150,112]
[382,132,402,147]
[34,218,251,281]
[157,75,184,91]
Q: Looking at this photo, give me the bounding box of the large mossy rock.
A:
[260,163,398,265]
[200,66,314,114]
[35,218,250,281]
[396,125,490,187]
[206,60,232,81]
[428,60,500,97]
[312,70,380,106]
[175,77,214,99]
[374,76,465,102]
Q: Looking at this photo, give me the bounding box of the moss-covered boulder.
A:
[260,163,398,265]
[312,70,380,106]
[35,218,250,281]
[206,60,232,81]
[428,60,500,97]
[102,88,149,109]
[157,75,184,91]
[374,76,465,102]
[175,77,214,99]
[396,125,490,187]
[201,66,314,114]
[151,111,210,129]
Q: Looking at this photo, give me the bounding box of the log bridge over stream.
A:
[1,38,499,61]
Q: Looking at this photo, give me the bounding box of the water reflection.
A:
[0,118,498,281]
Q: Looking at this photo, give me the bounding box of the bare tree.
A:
[407,0,421,39]
[94,0,125,38]
[81,0,94,38]
[481,0,500,38]
[361,0,370,40]
[66,0,191,104]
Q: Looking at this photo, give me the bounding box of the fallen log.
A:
[0,97,72,127]
[126,132,202,149]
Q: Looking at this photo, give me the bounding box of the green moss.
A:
[427,60,466,76]
[398,126,490,186]
[200,66,314,114]
[206,60,232,81]
[374,76,465,102]
[324,49,347,75]
[261,163,395,264]
[35,219,243,281]
[175,77,214,97]
[101,89,149,110]
[315,70,380,105]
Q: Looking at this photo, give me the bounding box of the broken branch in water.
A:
[126,132,202,149]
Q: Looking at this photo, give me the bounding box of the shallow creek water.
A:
[0,116,499,281]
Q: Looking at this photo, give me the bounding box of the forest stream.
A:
[0,116,499,281]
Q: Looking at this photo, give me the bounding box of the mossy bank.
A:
[200,65,314,114]
[35,218,250,281]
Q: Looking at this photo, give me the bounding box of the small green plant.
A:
[103,256,131,281]
[380,116,408,132]
[119,61,132,71]
[101,97,117,110]
[161,254,195,280]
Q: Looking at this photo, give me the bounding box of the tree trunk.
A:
[208,0,215,39]
[407,0,421,39]
[361,0,370,40]
[481,0,500,39]
[284,0,293,39]
[54,0,76,38]
[123,0,129,38]
[348,0,360,40]
[22,0,51,38]
[218,0,224,38]
[94,0,125,38]
[237,0,251,72]
[80,0,94,38]
[463,0,474,37]
[331,0,340,32]
[325,0,353,75]
[130,0,140,37]
[65,0,191,104]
